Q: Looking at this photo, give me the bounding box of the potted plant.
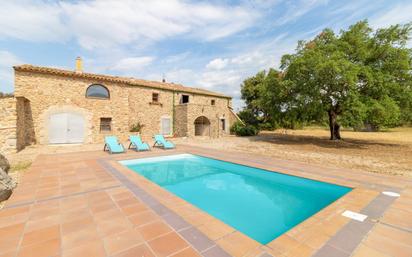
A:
[130,122,144,134]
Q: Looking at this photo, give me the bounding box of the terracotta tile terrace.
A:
[1,145,411,257]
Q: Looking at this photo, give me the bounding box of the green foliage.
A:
[239,20,412,138]
[129,122,144,133]
[339,91,367,130]
[240,71,266,117]
[364,97,401,130]
[230,121,259,136]
[259,122,277,131]
[237,109,259,126]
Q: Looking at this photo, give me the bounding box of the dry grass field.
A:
[179,127,412,177]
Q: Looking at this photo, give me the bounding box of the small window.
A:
[152,93,159,103]
[100,118,112,132]
[211,99,215,105]
[181,94,189,104]
[221,119,226,131]
[86,84,110,99]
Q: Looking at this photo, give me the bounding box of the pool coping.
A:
[98,159,233,257]
[100,147,400,257]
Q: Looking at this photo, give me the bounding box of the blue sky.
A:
[0,0,411,110]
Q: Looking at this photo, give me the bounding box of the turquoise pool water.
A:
[120,154,351,244]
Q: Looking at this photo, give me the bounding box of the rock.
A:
[0,167,16,202]
[0,153,10,174]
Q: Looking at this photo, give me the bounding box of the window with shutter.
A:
[161,117,171,135]
[100,118,112,132]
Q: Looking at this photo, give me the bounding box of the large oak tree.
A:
[241,21,412,140]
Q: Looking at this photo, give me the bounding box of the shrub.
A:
[364,97,401,131]
[259,122,276,131]
[230,121,259,136]
[130,122,144,133]
[237,109,259,126]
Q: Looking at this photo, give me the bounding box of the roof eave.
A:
[13,65,232,99]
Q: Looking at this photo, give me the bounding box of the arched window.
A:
[86,84,110,99]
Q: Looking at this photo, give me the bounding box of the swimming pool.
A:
[120,154,351,244]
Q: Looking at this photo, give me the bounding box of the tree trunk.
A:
[328,110,341,140]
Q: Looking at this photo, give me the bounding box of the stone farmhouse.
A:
[0,58,241,153]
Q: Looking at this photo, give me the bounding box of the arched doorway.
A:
[194,116,210,136]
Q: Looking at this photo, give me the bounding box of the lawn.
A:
[179,127,412,177]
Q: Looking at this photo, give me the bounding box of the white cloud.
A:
[0,1,67,42]
[187,5,258,41]
[200,70,242,90]
[206,58,229,70]
[369,3,412,29]
[60,1,185,49]
[164,69,197,84]
[161,52,191,64]
[0,51,23,93]
[0,51,21,67]
[0,0,258,49]
[275,0,328,26]
[111,56,155,73]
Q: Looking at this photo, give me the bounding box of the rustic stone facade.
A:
[0,96,35,154]
[0,97,18,153]
[174,93,233,138]
[16,97,36,149]
[4,63,240,151]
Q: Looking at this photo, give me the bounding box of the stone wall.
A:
[0,97,17,154]
[228,108,242,128]
[174,105,188,137]
[174,93,232,138]
[128,86,175,140]
[185,104,222,138]
[15,71,132,144]
[16,97,35,150]
[14,70,237,145]
[15,97,25,150]
[0,97,35,153]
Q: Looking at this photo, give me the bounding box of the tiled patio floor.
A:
[1,145,411,257]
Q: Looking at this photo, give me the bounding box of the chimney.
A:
[75,56,83,73]
[162,73,166,83]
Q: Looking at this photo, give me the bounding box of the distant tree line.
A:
[0,92,14,98]
[238,21,412,140]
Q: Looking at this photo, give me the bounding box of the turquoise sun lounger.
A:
[128,135,150,151]
[153,134,175,149]
[104,136,126,154]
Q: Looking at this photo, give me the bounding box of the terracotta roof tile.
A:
[13,64,231,99]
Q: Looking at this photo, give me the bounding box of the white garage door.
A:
[49,113,85,144]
